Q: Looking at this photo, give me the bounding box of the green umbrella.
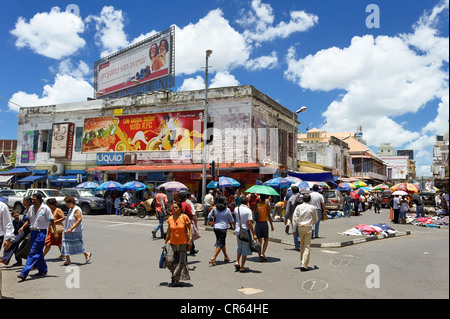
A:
[244,185,280,196]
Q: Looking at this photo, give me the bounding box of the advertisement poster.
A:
[82,111,204,156]
[21,131,35,163]
[50,123,75,159]
[96,32,172,95]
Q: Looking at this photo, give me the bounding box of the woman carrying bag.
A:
[207,197,235,266]
[164,202,192,287]
[234,196,257,273]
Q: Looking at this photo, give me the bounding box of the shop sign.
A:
[96,152,124,165]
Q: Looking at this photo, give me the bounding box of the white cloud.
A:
[8,74,93,112]
[175,9,250,75]
[56,59,91,80]
[245,51,278,71]
[85,6,128,57]
[238,0,318,43]
[178,72,240,91]
[210,72,240,88]
[10,7,86,59]
[284,1,449,154]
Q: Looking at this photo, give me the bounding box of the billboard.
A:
[94,27,174,96]
[82,110,204,156]
[50,123,75,159]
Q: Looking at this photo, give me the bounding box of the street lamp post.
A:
[293,106,307,172]
[202,50,213,205]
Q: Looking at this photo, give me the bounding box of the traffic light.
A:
[210,160,215,178]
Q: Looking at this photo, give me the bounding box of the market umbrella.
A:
[245,185,280,196]
[338,182,355,189]
[392,190,408,196]
[207,176,240,189]
[354,188,369,195]
[372,184,389,191]
[75,181,100,189]
[97,181,123,191]
[390,183,420,193]
[285,176,302,183]
[352,181,367,188]
[349,191,361,200]
[295,181,312,193]
[263,177,294,189]
[158,181,189,191]
[121,181,150,191]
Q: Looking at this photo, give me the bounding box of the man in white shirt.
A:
[17,193,57,280]
[309,184,325,238]
[203,190,214,225]
[292,194,318,271]
[392,195,401,224]
[234,197,257,272]
[0,201,14,252]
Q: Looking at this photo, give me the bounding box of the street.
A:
[1,209,448,300]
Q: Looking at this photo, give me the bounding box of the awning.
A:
[0,167,31,175]
[288,172,335,182]
[17,175,47,184]
[0,175,13,185]
[86,162,262,173]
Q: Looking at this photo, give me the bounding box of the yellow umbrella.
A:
[352,180,367,188]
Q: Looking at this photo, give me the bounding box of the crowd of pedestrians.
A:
[0,193,92,281]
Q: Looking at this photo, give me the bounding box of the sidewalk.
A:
[201,207,412,248]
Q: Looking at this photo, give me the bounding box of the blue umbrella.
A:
[207,176,240,188]
[121,181,150,191]
[263,177,294,189]
[75,181,100,189]
[295,181,312,193]
[97,181,123,191]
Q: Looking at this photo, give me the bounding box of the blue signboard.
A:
[96,153,124,165]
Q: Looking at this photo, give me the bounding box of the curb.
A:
[202,226,411,248]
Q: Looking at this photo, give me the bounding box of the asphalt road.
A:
[1,211,448,300]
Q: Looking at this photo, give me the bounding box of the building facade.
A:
[15,85,298,193]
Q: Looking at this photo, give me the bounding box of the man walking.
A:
[152,187,168,239]
[284,186,303,250]
[17,193,57,280]
[309,184,325,239]
[292,194,318,272]
[0,201,14,256]
[343,192,352,218]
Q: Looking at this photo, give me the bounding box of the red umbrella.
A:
[390,183,420,193]
[350,191,361,200]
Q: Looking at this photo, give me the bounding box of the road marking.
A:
[320,250,340,254]
[302,279,328,293]
[238,287,264,295]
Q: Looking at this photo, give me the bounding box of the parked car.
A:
[1,189,26,212]
[7,189,67,213]
[380,190,392,208]
[323,190,344,211]
[61,188,106,214]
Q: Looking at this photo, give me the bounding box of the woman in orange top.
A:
[164,203,192,287]
[254,194,274,262]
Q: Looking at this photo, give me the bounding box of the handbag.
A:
[208,208,216,227]
[237,208,252,242]
[191,221,201,240]
[16,234,31,260]
[159,246,167,269]
[250,239,261,253]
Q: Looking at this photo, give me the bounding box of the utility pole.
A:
[202,50,213,205]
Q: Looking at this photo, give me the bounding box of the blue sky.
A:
[0,0,448,176]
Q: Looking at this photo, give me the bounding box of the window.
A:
[307,151,316,163]
[206,122,214,145]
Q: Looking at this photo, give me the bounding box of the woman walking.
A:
[207,197,235,266]
[254,194,274,262]
[61,196,92,266]
[164,202,192,287]
[43,198,65,258]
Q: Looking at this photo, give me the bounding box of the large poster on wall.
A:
[82,110,204,156]
[50,123,75,159]
[95,30,173,95]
